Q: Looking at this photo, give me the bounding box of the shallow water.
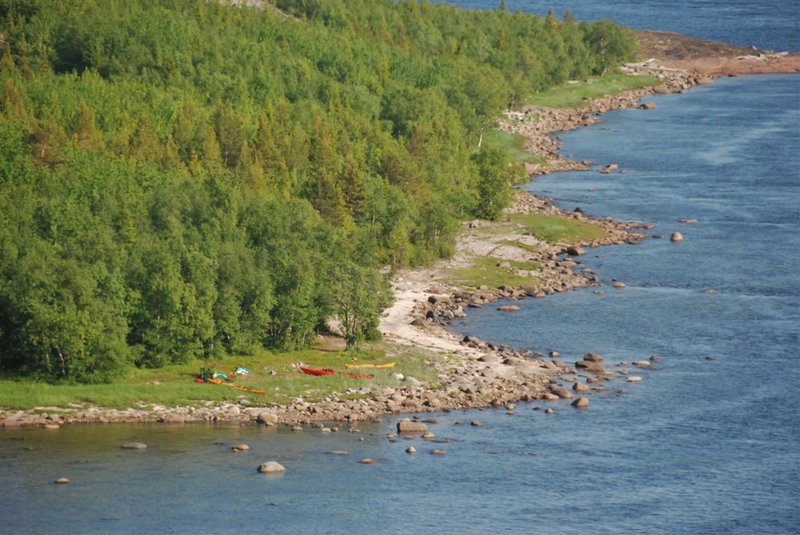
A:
[2,2,799,534]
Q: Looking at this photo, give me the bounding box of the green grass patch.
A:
[528,73,659,108]
[0,342,438,410]
[506,213,606,243]
[448,257,542,290]
[483,128,547,165]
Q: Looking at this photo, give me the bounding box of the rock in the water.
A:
[42,423,60,430]
[359,458,375,465]
[497,305,520,312]
[397,419,427,433]
[598,163,619,174]
[470,420,485,427]
[639,102,656,110]
[258,461,286,474]
[544,408,554,415]
[627,376,643,383]
[121,442,147,450]
[633,360,651,368]
[575,361,606,373]
[571,397,590,409]
[566,245,585,256]
[549,385,574,400]
[583,353,604,363]
[573,383,589,393]
[612,281,626,289]
[231,444,250,452]
[670,231,684,242]
[549,351,560,358]
[406,447,417,454]
[328,450,349,456]
[54,477,70,484]
[431,449,447,456]
[422,432,436,439]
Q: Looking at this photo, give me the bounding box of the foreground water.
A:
[3,3,799,534]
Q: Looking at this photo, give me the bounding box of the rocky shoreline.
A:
[5,41,791,430]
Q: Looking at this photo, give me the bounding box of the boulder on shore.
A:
[549,385,574,400]
[257,412,279,425]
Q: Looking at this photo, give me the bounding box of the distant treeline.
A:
[0,0,636,381]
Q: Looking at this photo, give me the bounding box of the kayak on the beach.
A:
[299,367,337,376]
[343,372,375,379]
[299,367,374,379]
[344,362,396,369]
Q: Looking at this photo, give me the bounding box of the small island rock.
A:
[258,461,286,473]
[572,397,590,409]
[397,419,427,433]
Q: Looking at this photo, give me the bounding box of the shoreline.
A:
[0,90,660,428]
[4,38,798,429]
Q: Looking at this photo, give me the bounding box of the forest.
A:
[0,0,636,382]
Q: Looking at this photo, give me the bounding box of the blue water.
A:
[2,2,799,534]
[445,0,800,52]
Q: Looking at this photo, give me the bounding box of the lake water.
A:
[2,2,798,534]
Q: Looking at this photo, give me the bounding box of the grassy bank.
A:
[529,73,659,108]
[446,211,607,290]
[484,129,547,165]
[0,341,438,411]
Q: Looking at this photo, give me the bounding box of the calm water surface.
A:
[2,2,799,534]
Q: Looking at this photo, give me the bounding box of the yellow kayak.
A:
[345,362,396,369]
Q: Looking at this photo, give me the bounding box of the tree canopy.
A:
[0,0,636,381]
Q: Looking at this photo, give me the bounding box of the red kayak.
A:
[299,367,373,379]
[344,373,374,379]
[300,367,336,376]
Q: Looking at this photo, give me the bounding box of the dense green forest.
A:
[0,0,636,382]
